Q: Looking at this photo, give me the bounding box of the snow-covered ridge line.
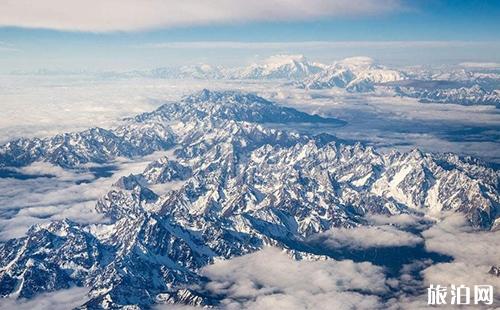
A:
[0,89,343,169]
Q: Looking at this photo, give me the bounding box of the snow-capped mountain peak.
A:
[234,54,324,80]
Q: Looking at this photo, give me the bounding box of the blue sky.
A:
[1,0,499,72]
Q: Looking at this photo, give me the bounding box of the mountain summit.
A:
[233,54,324,80]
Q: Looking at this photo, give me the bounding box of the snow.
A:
[0,88,498,309]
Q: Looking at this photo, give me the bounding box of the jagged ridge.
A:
[0,90,498,309]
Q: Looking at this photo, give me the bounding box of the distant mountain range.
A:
[394,84,500,106]
[295,56,407,92]
[0,90,498,308]
[11,54,500,107]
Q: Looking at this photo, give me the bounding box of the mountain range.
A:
[394,84,500,106]
[0,90,498,308]
[17,54,499,107]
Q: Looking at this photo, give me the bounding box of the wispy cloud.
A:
[0,287,89,310]
[459,62,500,69]
[310,225,423,249]
[0,0,404,32]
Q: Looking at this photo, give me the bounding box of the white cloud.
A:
[0,152,168,240]
[0,0,404,32]
[459,62,500,69]
[200,247,388,309]
[389,261,500,309]
[350,215,500,308]
[385,214,500,308]
[0,287,89,310]
[422,262,500,292]
[311,225,423,249]
[19,161,95,180]
[422,214,500,266]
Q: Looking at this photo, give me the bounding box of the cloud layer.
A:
[388,215,500,308]
[200,247,388,309]
[311,225,423,249]
[0,287,89,310]
[422,214,500,266]
[0,0,403,32]
[0,152,168,240]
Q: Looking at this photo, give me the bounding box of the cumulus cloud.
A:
[311,225,423,249]
[388,260,500,309]
[422,214,500,266]
[0,287,89,310]
[18,161,88,179]
[200,247,388,309]
[0,0,404,32]
[153,304,199,310]
[155,305,199,310]
[422,262,500,292]
[384,214,500,308]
